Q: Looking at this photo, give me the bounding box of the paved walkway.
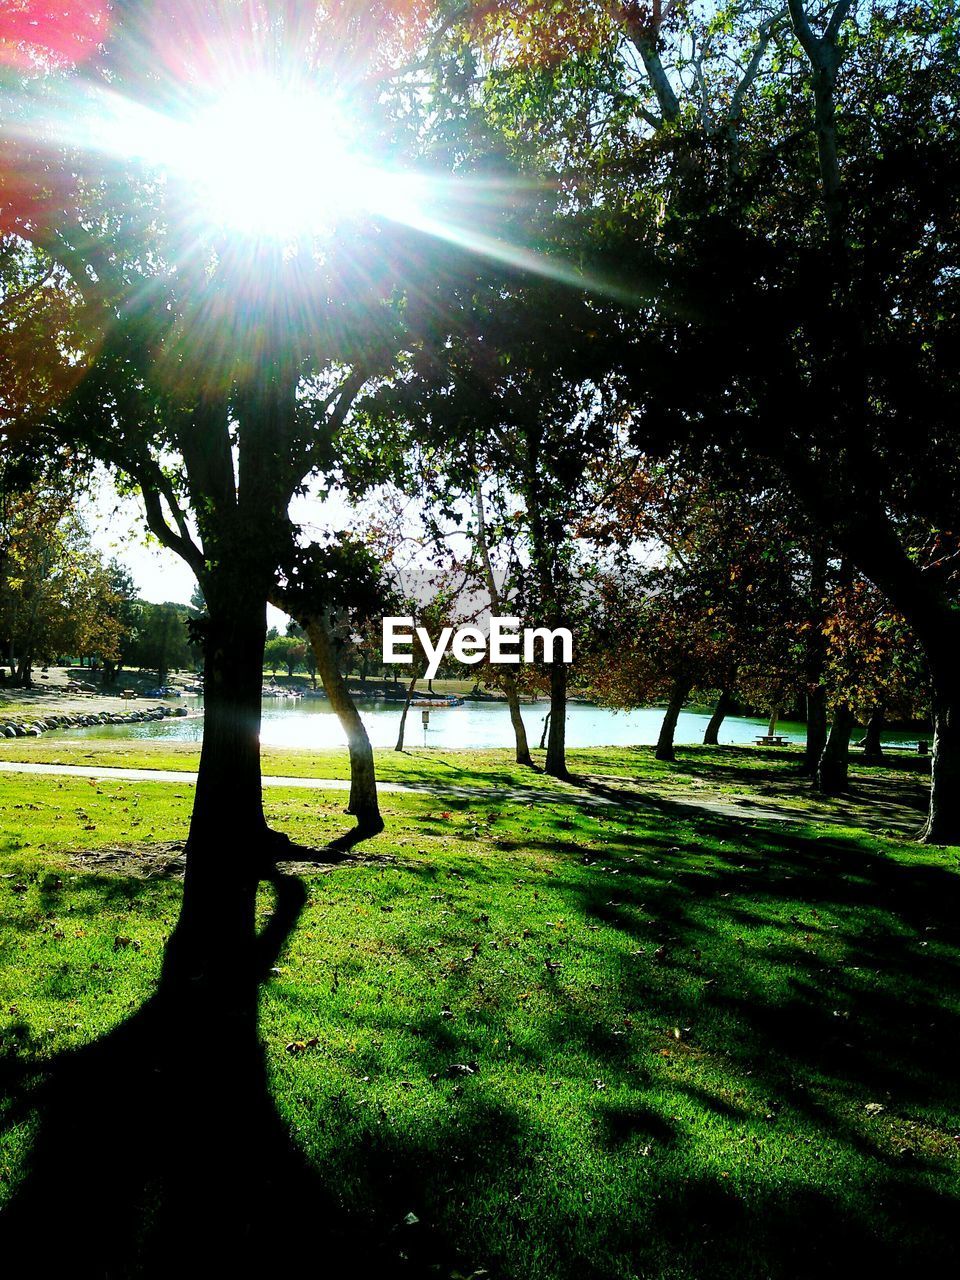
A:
[0,759,395,792]
[0,757,801,825]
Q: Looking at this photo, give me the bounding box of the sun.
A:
[173,78,379,240]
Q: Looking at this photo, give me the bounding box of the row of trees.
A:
[0,2,956,1000]
[0,451,200,684]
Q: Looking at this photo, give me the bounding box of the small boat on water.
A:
[409,696,465,708]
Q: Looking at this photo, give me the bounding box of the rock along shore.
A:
[0,704,189,739]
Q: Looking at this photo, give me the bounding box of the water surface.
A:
[50,697,840,751]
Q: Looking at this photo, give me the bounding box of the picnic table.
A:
[755,734,788,746]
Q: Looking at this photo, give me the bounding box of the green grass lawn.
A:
[1,748,958,1276]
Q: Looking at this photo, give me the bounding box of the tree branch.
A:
[727,6,789,125]
[131,459,205,577]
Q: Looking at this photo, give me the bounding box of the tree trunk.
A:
[656,678,690,763]
[816,701,854,794]
[861,703,884,763]
[539,710,551,751]
[919,660,960,844]
[503,676,533,766]
[15,652,32,687]
[305,618,383,835]
[800,540,830,774]
[473,478,533,766]
[395,673,419,751]
[767,708,780,737]
[703,688,733,745]
[544,663,567,777]
[804,686,828,775]
[171,590,270,985]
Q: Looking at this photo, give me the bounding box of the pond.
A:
[50,696,835,751]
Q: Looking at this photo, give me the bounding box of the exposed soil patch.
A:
[68,842,397,878]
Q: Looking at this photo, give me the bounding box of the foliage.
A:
[0,469,123,682]
[263,634,307,679]
[120,601,199,683]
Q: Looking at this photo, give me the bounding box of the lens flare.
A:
[176,80,382,239]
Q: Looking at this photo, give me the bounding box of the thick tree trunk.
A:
[171,590,270,985]
[395,673,418,751]
[767,708,780,737]
[816,701,854,794]
[703,688,733,745]
[305,617,382,834]
[544,663,567,777]
[656,678,690,763]
[860,703,884,763]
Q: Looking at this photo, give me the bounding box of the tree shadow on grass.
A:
[377,812,960,1277]
[4,799,960,1279]
[0,859,455,1277]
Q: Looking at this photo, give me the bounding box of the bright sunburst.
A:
[176,79,380,239]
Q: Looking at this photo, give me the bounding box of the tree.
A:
[460,0,960,838]
[284,622,317,688]
[99,560,138,686]
[358,259,621,776]
[0,3,472,980]
[122,601,198,687]
[0,472,123,684]
[262,635,305,680]
[273,537,391,837]
[581,455,810,761]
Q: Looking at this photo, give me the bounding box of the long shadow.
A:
[0,856,453,1276]
[372,811,960,1275]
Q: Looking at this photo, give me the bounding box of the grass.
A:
[1,747,958,1276]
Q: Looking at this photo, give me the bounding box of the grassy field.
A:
[1,745,958,1276]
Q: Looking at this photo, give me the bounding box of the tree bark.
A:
[800,539,830,774]
[919,659,960,843]
[395,672,419,751]
[804,685,829,775]
[172,588,270,984]
[656,678,690,762]
[504,683,532,765]
[703,688,733,745]
[816,700,854,794]
[860,703,884,763]
[474,478,533,766]
[305,617,382,834]
[544,662,567,777]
